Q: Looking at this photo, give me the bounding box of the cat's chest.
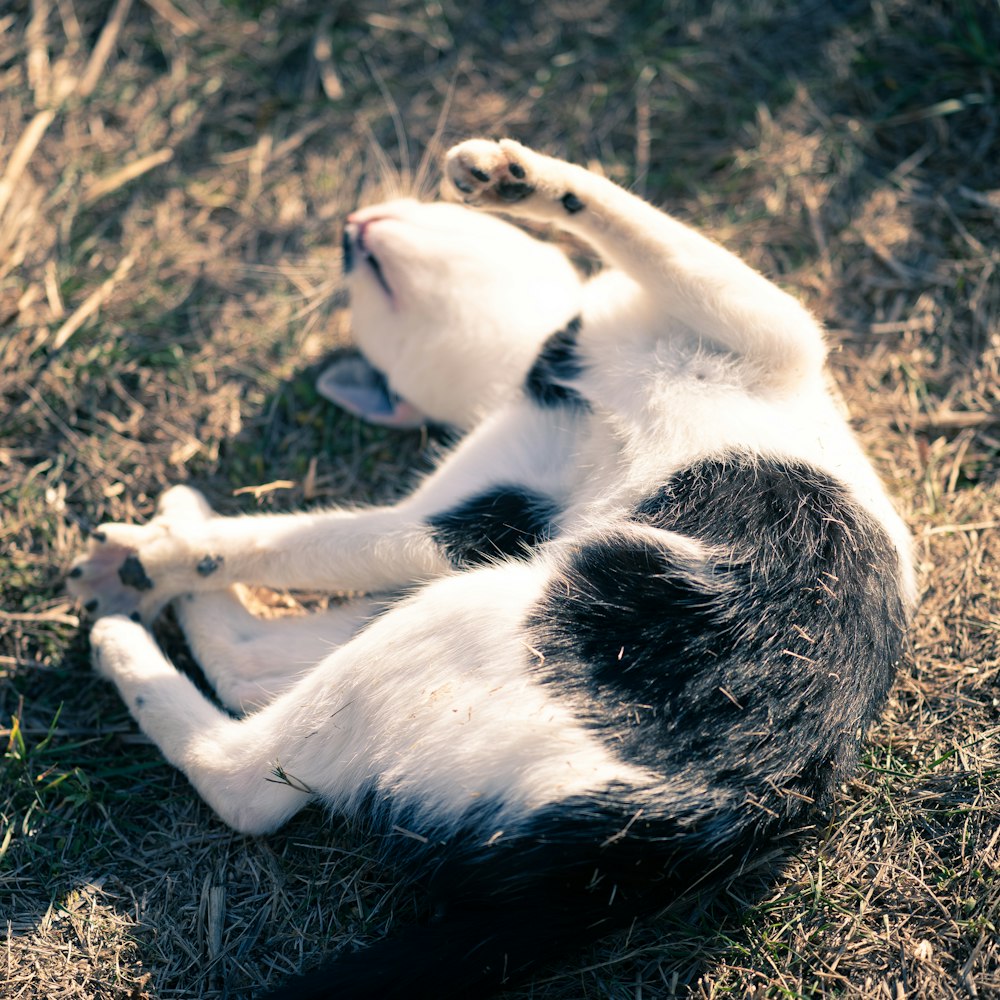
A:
[578,326,746,429]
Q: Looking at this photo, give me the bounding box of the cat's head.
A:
[333,198,581,430]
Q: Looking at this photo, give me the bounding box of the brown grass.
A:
[2,0,999,997]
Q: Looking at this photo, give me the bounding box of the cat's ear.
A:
[317,355,427,428]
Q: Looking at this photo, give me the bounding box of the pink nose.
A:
[342,218,377,265]
[344,215,383,250]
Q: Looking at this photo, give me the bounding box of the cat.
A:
[67,138,915,999]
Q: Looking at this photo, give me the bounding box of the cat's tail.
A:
[260,902,610,1000]
[259,788,775,999]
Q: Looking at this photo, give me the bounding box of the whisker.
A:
[361,117,402,203]
[364,54,411,190]
[414,72,458,200]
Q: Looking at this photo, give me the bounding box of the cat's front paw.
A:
[67,485,215,624]
[445,140,588,219]
[445,139,540,206]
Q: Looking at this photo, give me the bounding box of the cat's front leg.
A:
[445,138,826,391]
[68,484,452,624]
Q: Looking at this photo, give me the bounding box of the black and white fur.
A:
[68,139,915,999]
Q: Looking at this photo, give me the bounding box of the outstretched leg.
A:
[67,483,450,624]
[444,139,826,389]
[90,613,314,833]
[68,403,581,623]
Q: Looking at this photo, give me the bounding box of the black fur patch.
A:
[561,192,585,214]
[118,554,154,591]
[529,455,906,823]
[524,317,589,410]
[196,554,223,576]
[263,784,756,1000]
[428,486,558,569]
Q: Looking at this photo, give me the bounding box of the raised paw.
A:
[445,139,538,205]
[444,139,590,222]
[67,485,216,623]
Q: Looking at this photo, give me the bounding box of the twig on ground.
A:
[82,148,175,206]
[50,251,138,351]
[77,0,134,98]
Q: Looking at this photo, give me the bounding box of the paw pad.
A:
[445,140,536,205]
[118,554,155,591]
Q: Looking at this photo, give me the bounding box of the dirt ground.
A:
[2,0,999,997]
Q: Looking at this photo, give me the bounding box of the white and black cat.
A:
[68,139,914,999]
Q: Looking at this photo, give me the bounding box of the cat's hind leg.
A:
[173,588,390,712]
[89,613,312,833]
[89,558,631,838]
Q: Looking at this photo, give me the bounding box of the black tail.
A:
[260,900,621,1000]
[259,789,770,1000]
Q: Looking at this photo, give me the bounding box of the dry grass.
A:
[2,0,999,997]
